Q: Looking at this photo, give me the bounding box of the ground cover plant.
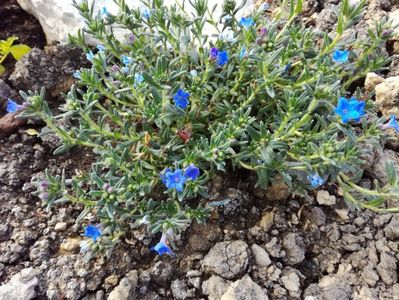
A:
[10,0,399,258]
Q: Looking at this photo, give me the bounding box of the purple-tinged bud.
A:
[111,65,120,72]
[129,34,135,43]
[106,186,114,193]
[260,27,267,37]
[256,38,263,45]
[210,47,219,59]
[382,29,393,37]
[22,102,31,108]
[39,192,49,200]
[102,183,110,191]
[39,180,49,190]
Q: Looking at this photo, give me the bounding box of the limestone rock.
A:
[202,275,231,300]
[0,268,38,300]
[221,275,268,300]
[376,252,397,285]
[202,241,250,279]
[375,76,399,117]
[384,215,399,240]
[316,190,336,206]
[251,244,272,267]
[281,271,301,298]
[17,0,255,44]
[108,270,138,300]
[364,72,385,92]
[283,233,306,265]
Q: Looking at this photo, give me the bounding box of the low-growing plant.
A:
[17,0,399,258]
[0,36,31,75]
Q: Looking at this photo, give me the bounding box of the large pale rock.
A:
[364,72,385,92]
[375,76,399,117]
[17,0,255,44]
[221,275,268,300]
[202,240,250,279]
[108,270,138,300]
[0,268,38,300]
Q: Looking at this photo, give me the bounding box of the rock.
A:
[149,261,173,288]
[107,270,138,300]
[318,275,352,300]
[362,263,379,287]
[384,215,399,240]
[10,45,88,98]
[366,148,399,185]
[376,252,397,285]
[389,10,399,54]
[60,237,81,253]
[202,241,250,279]
[0,80,13,101]
[202,275,231,300]
[316,190,336,206]
[0,113,27,139]
[170,279,195,299]
[0,268,38,300]
[282,233,305,265]
[251,244,271,267]
[375,76,399,117]
[258,211,274,232]
[265,179,290,201]
[104,275,119,287]
[16,0,254,44]
[220,275,268,300]
[364,72,385,92]
[315,8,337,32]
[54,222,67,231]
[281,271,301,298]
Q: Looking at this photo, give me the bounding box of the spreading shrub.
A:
[14,0,399,257]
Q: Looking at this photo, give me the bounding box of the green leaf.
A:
[9,44,31,60]
[0,64,5,75]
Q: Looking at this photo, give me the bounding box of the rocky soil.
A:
[1,0,399,299]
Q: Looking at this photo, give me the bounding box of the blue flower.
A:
[190,70,198,77]
[217,50,229,66]
[151,233,175,257]
[100,6,109,17]
[73,70,81,79]
[134,73,144,86]
[96,44,106,51]
[332,49,350,63]
[210,47,219,59]
[84,225,102,241]
[184,164,200,181]
[383,115,399,132]
[143,9,151,19]
[86,51,94,61]
[121,55,133,66]
[335,96,365,123]
[259,3,270,11]
[239,17,255,29]
[173,89,190,109]
[6,99,23,113]
[239,47,247,59]
[161,168,187,192]
[307,173,324,187]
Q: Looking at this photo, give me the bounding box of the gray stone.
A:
[0,268,38,300]
[202,241,250,279]
[170,279,195,299]
[251,244,271,267]
[384,215,399,240]
[376,252,397,285]
[282,233,305,265]
[366,149,399,185]
[107,270,138,300]
[202,275,231,300]
[10,45,88,98]
[150,261,173,287]
[319,275,352,300]
[281,271,300,298]
[362,263,379,286]
[55,222,67,231]
[221,275,268,300]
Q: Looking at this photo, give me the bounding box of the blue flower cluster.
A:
[239,17,254,29]
[83,225,102,241]
[150,232,175,257]
[335,96,365,123]
[160,164,200,192]
[210,47,229,66]
[332,49,350,63]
